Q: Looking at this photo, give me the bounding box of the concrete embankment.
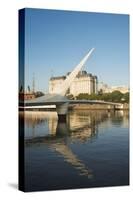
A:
[21,103,129,111]
[69,103,129,110]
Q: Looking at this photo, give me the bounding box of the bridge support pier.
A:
[56,102,69,123]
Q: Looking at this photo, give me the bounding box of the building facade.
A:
[49,71,98,96]
[98,82,129,94]
[109,86,129,94]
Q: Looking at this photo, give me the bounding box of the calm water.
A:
[21,110,129,191]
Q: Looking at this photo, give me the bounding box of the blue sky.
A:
[24,8,129,92]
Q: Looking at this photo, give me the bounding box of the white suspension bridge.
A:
[19,48,122,122]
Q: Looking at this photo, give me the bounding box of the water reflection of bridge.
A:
[20,110,129,178]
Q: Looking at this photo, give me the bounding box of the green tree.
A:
[35,91,44,98]
[110,90,123,102]
[122,92,129,103]
[76,91,129,104]
[67,94,74,99]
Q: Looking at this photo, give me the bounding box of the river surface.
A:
[21,110,129,191]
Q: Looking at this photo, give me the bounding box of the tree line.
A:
[68,91,129,103]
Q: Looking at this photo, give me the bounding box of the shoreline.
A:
[19,103,129,112]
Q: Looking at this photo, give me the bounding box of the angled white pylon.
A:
[58,48,95,96]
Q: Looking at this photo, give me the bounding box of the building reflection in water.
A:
[20,110,128,179]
